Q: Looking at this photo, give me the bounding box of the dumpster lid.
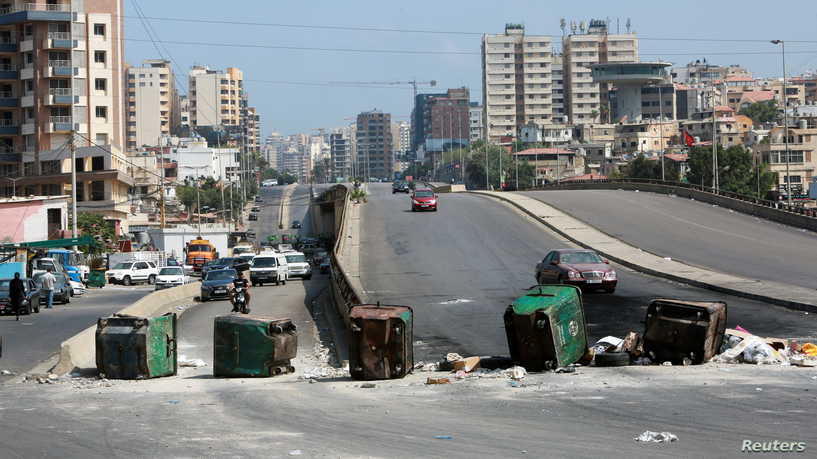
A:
[510,285,581,315]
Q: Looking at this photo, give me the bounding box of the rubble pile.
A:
[713,327,817,367]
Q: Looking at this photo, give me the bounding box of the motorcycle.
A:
[231,281,250,314]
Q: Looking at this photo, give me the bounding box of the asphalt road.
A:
[360,184,817,362]
[522,189,817,290]
[0,286,153,381]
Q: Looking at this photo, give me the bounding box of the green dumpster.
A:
[504,285,588,371]
[96,313,177,379]
[213,315,297,377]
[87,269,106,288]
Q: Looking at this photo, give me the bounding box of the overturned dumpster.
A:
[213,315,297,377]
[643,299,727,364]
[96,313,177,379]
[504,285,588,371]
[349,303,413,380]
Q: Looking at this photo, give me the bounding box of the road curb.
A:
[50,282,201,376]
[472,191,817,313]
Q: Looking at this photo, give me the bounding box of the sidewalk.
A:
[472,191,817,312]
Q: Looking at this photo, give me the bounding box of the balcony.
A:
[21,122,34,135]
[45,31,74,49]
[0,90,16,107]
[0,119,19,135]
[0,38,16,53]
[44,87,74,105]
[0,3,72,25]
[0,63,17,79]
[45,60,72,77]
[46,115,72,133]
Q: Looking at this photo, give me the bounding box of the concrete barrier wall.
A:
[51,282,201,375]
[542,182,817,232]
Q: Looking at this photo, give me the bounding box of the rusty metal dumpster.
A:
[213,315,297,377]
[95,313,177,379]
[349,303,413,380]
[504,285,588,371]
[643,299,727,364]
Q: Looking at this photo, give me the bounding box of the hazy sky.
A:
[125,0,817,137]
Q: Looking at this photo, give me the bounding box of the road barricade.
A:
[213,315,297,377]
[349,303,413,380]
[504,285,588,371]
[643,299,727,364]
[95,313,177,379]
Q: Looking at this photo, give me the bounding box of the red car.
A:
[534,249,617,293]
[411,188,438,212]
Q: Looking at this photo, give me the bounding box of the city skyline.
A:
[124,0,817,136]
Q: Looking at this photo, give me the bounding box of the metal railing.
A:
[0,91,13,98]
[0,64,17,72]
[49,115,71,124]
[47,31,71,40]
[535,178,817,218]
[47,59,70,68]
[48,87,71,96]
[0,38,15,45]
[0,119,17,127]
[25,3,71,12]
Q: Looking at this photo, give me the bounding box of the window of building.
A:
[139,82,145,87]
[95,106,108,119]
[91,156,105,170]
[95,78,106,91]
[94,23,106,36]
[504,43,510,48]
[90,181,105,201]
[94,50,106,64]
[41,160,61,175]
[96,134,108,145]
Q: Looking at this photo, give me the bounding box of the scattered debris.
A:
[426,377,451,385]
[288,450,303,456]
[434,435,453,440]
[178,356,207,368]
[621,332,644,358]
[413,361,440,372]
[555,365,577,374]
[360,383,376,389]
[634,431,678,443]
[0,369,14,376]
[713,329,798,365]
[167,400,180,405]
[452,356,481,373]
[504,366,527,380]
[662,361,673,366]
[438,298,473,305]
[592,336,623,354]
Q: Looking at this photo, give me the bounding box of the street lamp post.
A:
[771,39,792,207]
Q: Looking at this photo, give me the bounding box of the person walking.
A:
[9,272,25,321]
[40,268,56,309]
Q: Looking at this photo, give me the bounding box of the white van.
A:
[249,253,288,286]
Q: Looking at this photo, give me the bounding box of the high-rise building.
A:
[482,24,554,143]
[0,1,135,228]
[562,19,638,124]
[356,110,393,180]
[177,94,190,134]
[551,55,566,123]
[412,88,470,163]
[126,59,177,150]
[469,102,483,143]
[188,66,243,128]
[241,104,260,154]
[330,130,352,180]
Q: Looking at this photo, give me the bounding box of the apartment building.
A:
[330,130,352,180]
[469,102,483,143]
[754,124,817,196]
[0,0,133,228]
[355,110,393,180]
[551,54,566,123]
[481,24,554,143]
[126,59,177,150]
[177,94,190,134]
[241,105,260,154]
[671,61,752,85]
[681,107,754,148]
[562,19,638,124]
[188,65,243,128]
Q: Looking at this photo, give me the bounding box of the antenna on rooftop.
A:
[626,18,632,33]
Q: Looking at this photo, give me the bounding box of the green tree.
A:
[77,212,115,254]
[739,101,778,124]
[625,154,681,182]
[686,145,776,197]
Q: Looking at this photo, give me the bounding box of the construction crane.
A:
[332,80,437,101]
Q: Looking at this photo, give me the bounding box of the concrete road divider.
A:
[51,282,201,376]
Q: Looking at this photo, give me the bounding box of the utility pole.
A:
[158,139,166,229]
[772,39,792,206]
[229,181,234,232]
[659,85,665,181]
[69,131,78,239]
[196,184,201,237]
[712,89,718,191]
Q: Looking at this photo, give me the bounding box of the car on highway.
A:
[105,261,159,286]
[33,271,71,304]
[251,206,261,213]
[276,243,294,253]
[318,259,330,274]
[155,266,188,290]
[291,220,302,229]
[249,253,288,286]
[200,268,238,301]
[311,249,329,266]
[535,249,617,293]
[208,257,251,274]
[410,188,438,212]
[255,196,263,203]
[284,251,312,280]
[200,259,221,277]
[392,181,410,193]
[248,213,258,221]
[0,278,40,315]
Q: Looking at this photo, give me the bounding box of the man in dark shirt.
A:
[9,272,25,321]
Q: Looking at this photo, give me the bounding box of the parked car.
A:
[69,279,86,296]
[291,220,302,229]
[0,278,40,315]
[411,188,438,212]
[33,271,71,304]
[200,268,238,301]
[105,261,159,286]
[284,252,312,280]
[248,213,258,221]
[534,249,617,293]
[249,253,289,286]
[155,266,188,290]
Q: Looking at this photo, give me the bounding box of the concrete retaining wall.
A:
[51,282,200,375]
[542,182,817,232]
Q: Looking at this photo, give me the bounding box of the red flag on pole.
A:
[683,130,695,147]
